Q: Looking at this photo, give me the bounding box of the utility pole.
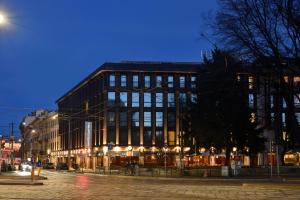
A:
[10,122,14,166]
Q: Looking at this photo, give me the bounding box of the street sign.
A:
[108,143,113,151]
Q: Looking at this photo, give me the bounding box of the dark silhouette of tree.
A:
[184,49,266,167]
[212,0,300,155]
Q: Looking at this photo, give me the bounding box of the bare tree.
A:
[213,0,300,154]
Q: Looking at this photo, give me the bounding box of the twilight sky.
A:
[0,0,218,136]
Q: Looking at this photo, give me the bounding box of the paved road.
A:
[0,170,299,200]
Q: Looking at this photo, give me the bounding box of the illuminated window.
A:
[293,76,300,86]
[144,93,151,107]
[132,93,139,107]
[156,93,163,107]
[270,96,274,108]
[109,75,115,87]
[250,112,256,123]
[121,75,127,87]
[168,131,175,146]
[133,75,139,88]
[283,98,287,108]
[296,113,300,124]
[120,92,127,107]
[294,94,300,108]
[248,76,254,89]
[180,93,187,105]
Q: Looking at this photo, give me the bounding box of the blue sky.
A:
[0,0,218,136]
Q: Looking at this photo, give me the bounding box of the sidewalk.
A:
[0,171,45,185]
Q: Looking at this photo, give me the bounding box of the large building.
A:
[56,61,200,170]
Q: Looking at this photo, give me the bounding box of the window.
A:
[121,75,127,87]
[296,113,300,124]
[180,93,187,105]
[283,98,287,108]
[156,131,163,146]
[133,75,139,88]
[168,112,175,127]
[250,112,256,123]
[270,96,274,108]
[132,93,140,107]
[249,94,254,108]
[156,93,163,107]
[120,92,127,107]
[180,76,185,88]
[168,93,175,107]
[168,131,175,145]
[156,75,162,87]
[120,112,127,126]
[109,75,115,87]
[248,76,254,89]
[144,130,152,146]
[295,94,300,108]
[144,112,151,127]
[144,93,151,107]
[168,76,173,88]
[107,112,115,126]
[191,94,197,104]
[108,92,115,106]
[132,112,139,127]
[282,113,286,126]
[144,75,151,88]
[156,112,163,127]
[191,76,197,89]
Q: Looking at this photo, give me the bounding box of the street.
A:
[0,171,299,200]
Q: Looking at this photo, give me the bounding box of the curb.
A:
[0,181,43,185]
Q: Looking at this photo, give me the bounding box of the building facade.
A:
[20,110,60,165]
[56,62,200,170]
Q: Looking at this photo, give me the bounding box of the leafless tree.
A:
[213,0,300,153]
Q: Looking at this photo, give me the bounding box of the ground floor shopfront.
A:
[53,146,271,171]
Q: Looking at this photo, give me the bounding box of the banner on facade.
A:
[84,121,92,148]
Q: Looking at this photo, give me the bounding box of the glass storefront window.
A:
[191,76,197,89]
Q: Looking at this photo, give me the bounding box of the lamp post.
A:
[163,145,168,176]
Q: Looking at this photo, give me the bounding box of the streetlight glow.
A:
[0,13,6,25]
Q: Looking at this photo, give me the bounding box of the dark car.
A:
[56,163,68,170]
[43,163,55,169]
[72,163,80,170]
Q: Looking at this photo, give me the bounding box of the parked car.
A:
[56,163,68,170]
[72,163,80,170]
[20,162,32,171]
[43,163,55,169]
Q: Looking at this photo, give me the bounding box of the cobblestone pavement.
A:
[0,171,299,200]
